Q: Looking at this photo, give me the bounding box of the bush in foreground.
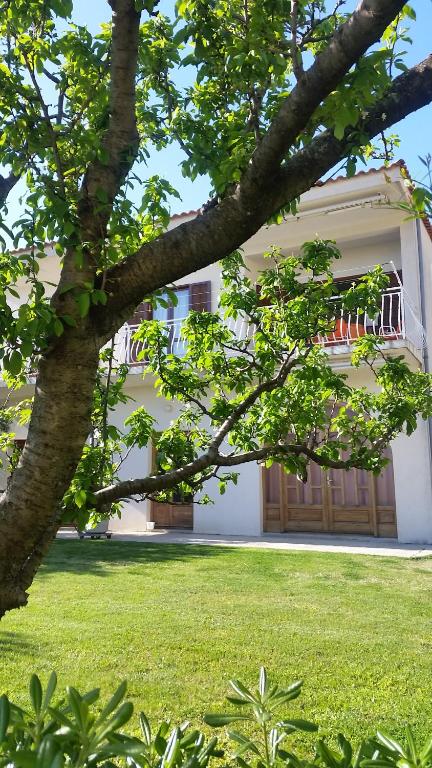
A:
[0,668,429,768]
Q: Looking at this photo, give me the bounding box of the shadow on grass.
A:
[0,630,39,656]
[39,540,237,579]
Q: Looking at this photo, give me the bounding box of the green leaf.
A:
[162,727,180,768]
[376,732,406,757]
[29,674,42,715]
[53,318,64,337]
[7,350,23,377]
[77,292,91,318]
[36,735,61,768]
[106,700,134,731]
[258,667,268,698]
[0,694,10,741]
[67,686,86,727]
[204,714,252,727]
[226,697,250,706]
[228,680,257,704]
[61,315,77,327]
[139,711,152,745]
[98,680,127,723]
[74,489,87,509]
[42,672,57,712]
[278,719,318,733]
[228,730,261,756]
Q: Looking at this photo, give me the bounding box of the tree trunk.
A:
[0,334,99,618]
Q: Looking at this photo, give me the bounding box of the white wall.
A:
[245,234,402,282]
[392,419,432,543]
[107,387,184,532]
[194,459,262,537]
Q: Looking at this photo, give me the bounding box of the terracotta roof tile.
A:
[312,159,405,187]
[170,208,200,220]
[12,241,57,255]
[422,217,432,242]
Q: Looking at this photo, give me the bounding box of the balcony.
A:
[116,287,426,369]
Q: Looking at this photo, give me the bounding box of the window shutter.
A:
[189,281,211,312]
[255,283,271,307]
[130,301,153,325]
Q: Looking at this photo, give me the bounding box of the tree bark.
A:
[0,335,99,617]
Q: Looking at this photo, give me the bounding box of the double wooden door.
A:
[264,451,397,537]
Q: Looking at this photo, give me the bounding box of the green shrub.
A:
[0,668,430,768]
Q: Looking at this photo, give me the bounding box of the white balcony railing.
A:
[115,287,426,367]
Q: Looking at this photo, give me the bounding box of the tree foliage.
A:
[0,0,432,615]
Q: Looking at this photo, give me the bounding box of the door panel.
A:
[151,502,193,529]
[263,450,397,537]
[283,462,327,532]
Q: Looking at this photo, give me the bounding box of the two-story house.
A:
[6,161,432,543]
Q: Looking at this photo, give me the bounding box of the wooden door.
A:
[151,500,193,529]
[263,449,397,537]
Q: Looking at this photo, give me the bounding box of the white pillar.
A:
[399,219,423,346]
[392,420,432,543]
[107,400,152,533]
[194,462,262,536]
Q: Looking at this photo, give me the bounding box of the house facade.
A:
[6,162,432,542]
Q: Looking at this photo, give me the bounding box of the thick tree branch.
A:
[272,54,432,211]
[0,172,19,207]
[240,0,406,195]
[93,441,352,507]
[53,0,142,312]
[76,0,141,243]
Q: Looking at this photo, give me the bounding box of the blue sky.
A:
[7,0,432,219]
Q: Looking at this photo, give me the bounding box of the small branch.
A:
[23,52,66,196]
[300,0,345,46]
[290,0,304,81]
[41,66,61,85]
[209,352,297,452]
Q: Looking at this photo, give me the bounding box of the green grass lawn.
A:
[1,541,432,749]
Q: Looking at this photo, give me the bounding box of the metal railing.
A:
[315,286,405,346]
[115,287,426,366]
[117,318,187,365]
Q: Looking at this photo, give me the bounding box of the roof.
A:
[12,241,57,256]
[169,160,432,242]
[312,159,405,187]
[170,161,406,220]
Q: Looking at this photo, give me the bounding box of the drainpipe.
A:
[415,218,432,468]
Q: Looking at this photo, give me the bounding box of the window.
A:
[128,281,212,361]
[153,288,190,356]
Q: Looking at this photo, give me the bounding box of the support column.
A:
[392,420,432,544]
[399,219,423,346]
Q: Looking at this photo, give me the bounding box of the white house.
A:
[6,161,432,542]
